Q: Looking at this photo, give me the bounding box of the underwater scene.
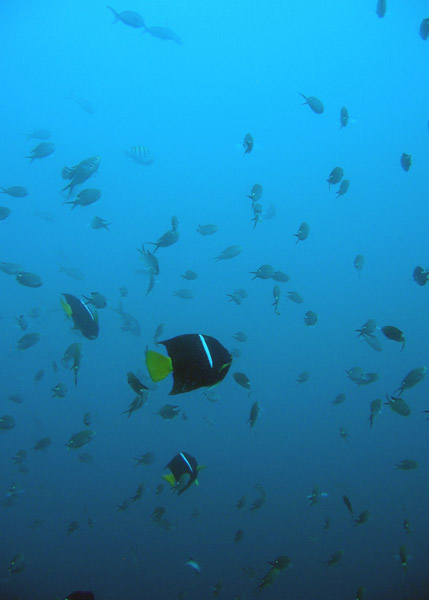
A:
[1,1,429,599]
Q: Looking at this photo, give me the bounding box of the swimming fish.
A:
[146,334,232,395]
[61,156,100,196]
[61,293,99,340]
[300,93,324,114]
[163,452,200,494]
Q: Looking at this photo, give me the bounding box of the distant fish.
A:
[26,142,55,163]
[107,6,145,28]
[61,156,100,196]
[70,94,95,115]
[143,25,183,45]
[300,93,324,114]
[23,129,51,140]
[58,264,85,280]
[124,145,154,166]
[376,0,386,18]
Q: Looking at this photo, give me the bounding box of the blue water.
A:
[1,1,429,598]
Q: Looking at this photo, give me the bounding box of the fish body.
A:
[243,133,253,154]
[420,18,429,40]
[148,228,179,252]
[324,550,344,567]
[287,291,303,303]
[381,325,405,350]
[400,153,412,172]
[108,6,145,27]
[248,401,260,428]
[61,156,100,196]
[327,166,344,186]
[90,215,110,230]
[164,452,199,494]
[0,415,15,430]
[385,394,411,416]
[376,0,386,17]
[17,332,40,350]
[395,367,426,395]
[113,302,141,337]
[272,270,289,282]
[62,342,83,386]
[250,264,274,280]
[196,223,218,235]
[354,254,365,272]
[336,179,350,197]
[215,245,242,261]
[26,142,55,162]
[395,459,418,471]
[300,93,324,114]
[144,25,182,44]
[304,310,318,326]
[0,206,11,219]
[340,106,349,127]
[66,430,95,450]
[127,372,148,396]
[83,291,107,309]
[412,265,429,286]
[368,398,382,426]
[146,333,232,395]
[174,288,193,300]
[294,222,309,243]
[65,188,101,210]
[124,145,154,165]
[138,244,159,275]
[16,271,43,287]
[0,186,28,197]
[61,293,99,340]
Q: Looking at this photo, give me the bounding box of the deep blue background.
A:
[1,1,429,598]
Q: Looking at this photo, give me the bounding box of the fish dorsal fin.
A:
[146,350,173,382]
[162,473,176,488]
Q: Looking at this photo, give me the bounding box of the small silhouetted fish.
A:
[381,325,405,350]
[17,332,40,350]
[34,369,44,384]
[327,167,343,186]
[124,145,154,166]
[16,271,42,287]
[215,245,242,261]
[59,264,85,280]
[148,228,179,252]
[413,265,429,286]
[66,430,95,450]
[304,311,318,326]
[24,129,51,140]
[33,436,52,451]
[174,288,193,300]
[420,18,429,40]
[294,222,309,243]
[354,254,364,273]
[61,156,100,196]
[272,271,289,283]
[376,0,386,17]
[385,394,410,416]
[0,186,28,197]
[243,133,253,154]
[181,270,198,280]
[65,188,101,210]
[70,94,94,115]
[394,459,418,471]
[300,93,324,114]
[233,372,250,394]
[248,183,263,205]
[250,264,274,280]
[0,206,11,220]
[336,180,350,197]
[400,153,412,172]
[196,223,218,235]
[340,106,349,128]
[144,25,182,44]
[34,208,57,222]
[0,415,15,430]
[26,142,55,162]
[232,331,247,342]
[0,260,16,275]
[91,215,110,230]
[287,291,303,303]
[108,6,145,28]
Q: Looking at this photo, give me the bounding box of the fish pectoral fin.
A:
[162,473,176,488]
[146,350,172,382]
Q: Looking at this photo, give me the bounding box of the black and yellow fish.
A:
[146,333,231,394]
[61,293,99,340]
[163,452,202,495]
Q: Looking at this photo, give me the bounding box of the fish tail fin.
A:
[107,6,119,22]
[61,166,73,180]
[146,350,172,382]
[162,473,176,488]
[60,296,72,318]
